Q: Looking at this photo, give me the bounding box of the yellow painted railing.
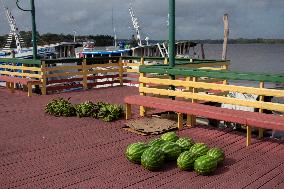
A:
[0,57,231,95]
[139,76,284,113]
[0,64,41,79]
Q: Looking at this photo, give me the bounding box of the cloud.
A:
[0,0,283,40]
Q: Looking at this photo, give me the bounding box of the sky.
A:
[0,0,284,40]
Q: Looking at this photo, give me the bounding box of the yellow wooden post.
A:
[82,59,88,90]
[223,64,229,85]
[118,57,123,86]
[139,57,146,117]
[40,61,47,95]
[190,77,197,126]
[126,104,132,120]
[163,58,168,65]
[185,77,191,91]
[177,113,183,129]
[10,82,15,93]
[6,82,10,89]
[185,76,193,127]
[27,83,32,97]
[258,81,265,138]
[246,125,252,146]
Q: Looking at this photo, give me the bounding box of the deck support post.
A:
[186,114,195,128]
[126,104,132,120]
[246,125,252,146]
[27,83,32,97]
[10,82,15,93]
[82,59,88,90]
[177,113,183,129]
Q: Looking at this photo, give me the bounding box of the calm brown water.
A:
[203,44,284,74]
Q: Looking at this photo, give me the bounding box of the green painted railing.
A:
[139,66,284,83]
[0,58,41,65]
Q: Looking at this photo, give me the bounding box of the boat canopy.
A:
[82,49,131,55]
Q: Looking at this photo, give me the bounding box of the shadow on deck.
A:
[0,86,283,189]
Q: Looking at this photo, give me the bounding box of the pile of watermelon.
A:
[125,131,225,175]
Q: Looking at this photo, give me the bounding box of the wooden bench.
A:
[125,95,284,146]
[0,75,42,97]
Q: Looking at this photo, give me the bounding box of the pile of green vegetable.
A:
[45,98,124,122]
[44,98,76,117]
[125,131,225,175]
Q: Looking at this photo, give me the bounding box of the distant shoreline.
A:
[190,39,284,44]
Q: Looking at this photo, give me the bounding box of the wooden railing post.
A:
[177,113,183,129]
[258,81,265,138]
[192,77,198,125]
[118,57,123,86]
[247,125,252,146]
[187,77,197,127]
[126,104,132,120]
[82,59,88,90]
[222,14,229,60]
[164,57,168,65]
[223,64,229,85]
[139,57,146,116]
[40,61,47,95]
[186,76,194,127]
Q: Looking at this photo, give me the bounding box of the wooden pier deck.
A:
[0,86,283,189]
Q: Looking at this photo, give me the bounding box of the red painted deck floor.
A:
[0,86,283,189]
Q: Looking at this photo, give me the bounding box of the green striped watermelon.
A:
[141,146,165,171]
[148,138,166,147]
[207,148,225,165]
[190,143,209,157]
[125,142,149,164]
[177,151,198,171]
[161,132,179,142]
[194,155,218,175]
[176,137,195,152]
[160,142,182,161]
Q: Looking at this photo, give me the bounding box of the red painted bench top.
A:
[0,75,41,85]
[125,95,284,132]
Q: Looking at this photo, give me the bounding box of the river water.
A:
[203,44,284,74]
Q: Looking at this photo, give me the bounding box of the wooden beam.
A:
[139,77,284,98]
[247,125,252,146]
[177,113,183,129]
[41,61,47,95]
[82,59,88,90]
[139,58,146,117]
[126,104,132,120]
[222,14,229,60]
[258,81,265,138]
[118,57,124,86]
[139,87,284,112]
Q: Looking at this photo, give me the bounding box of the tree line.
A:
[0,31,114,48]
[194,38,284,44]
[1,31,284,49]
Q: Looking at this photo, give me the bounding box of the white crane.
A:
[129,2,143,46]
[1,0,25,53]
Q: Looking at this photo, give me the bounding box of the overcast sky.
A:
[0,0,283,40]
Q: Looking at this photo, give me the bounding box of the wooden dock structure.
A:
[0,86,283,189]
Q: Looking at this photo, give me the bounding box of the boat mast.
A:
[129,2,142,46]
[1,0,25,53]
[112,7,117,48]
